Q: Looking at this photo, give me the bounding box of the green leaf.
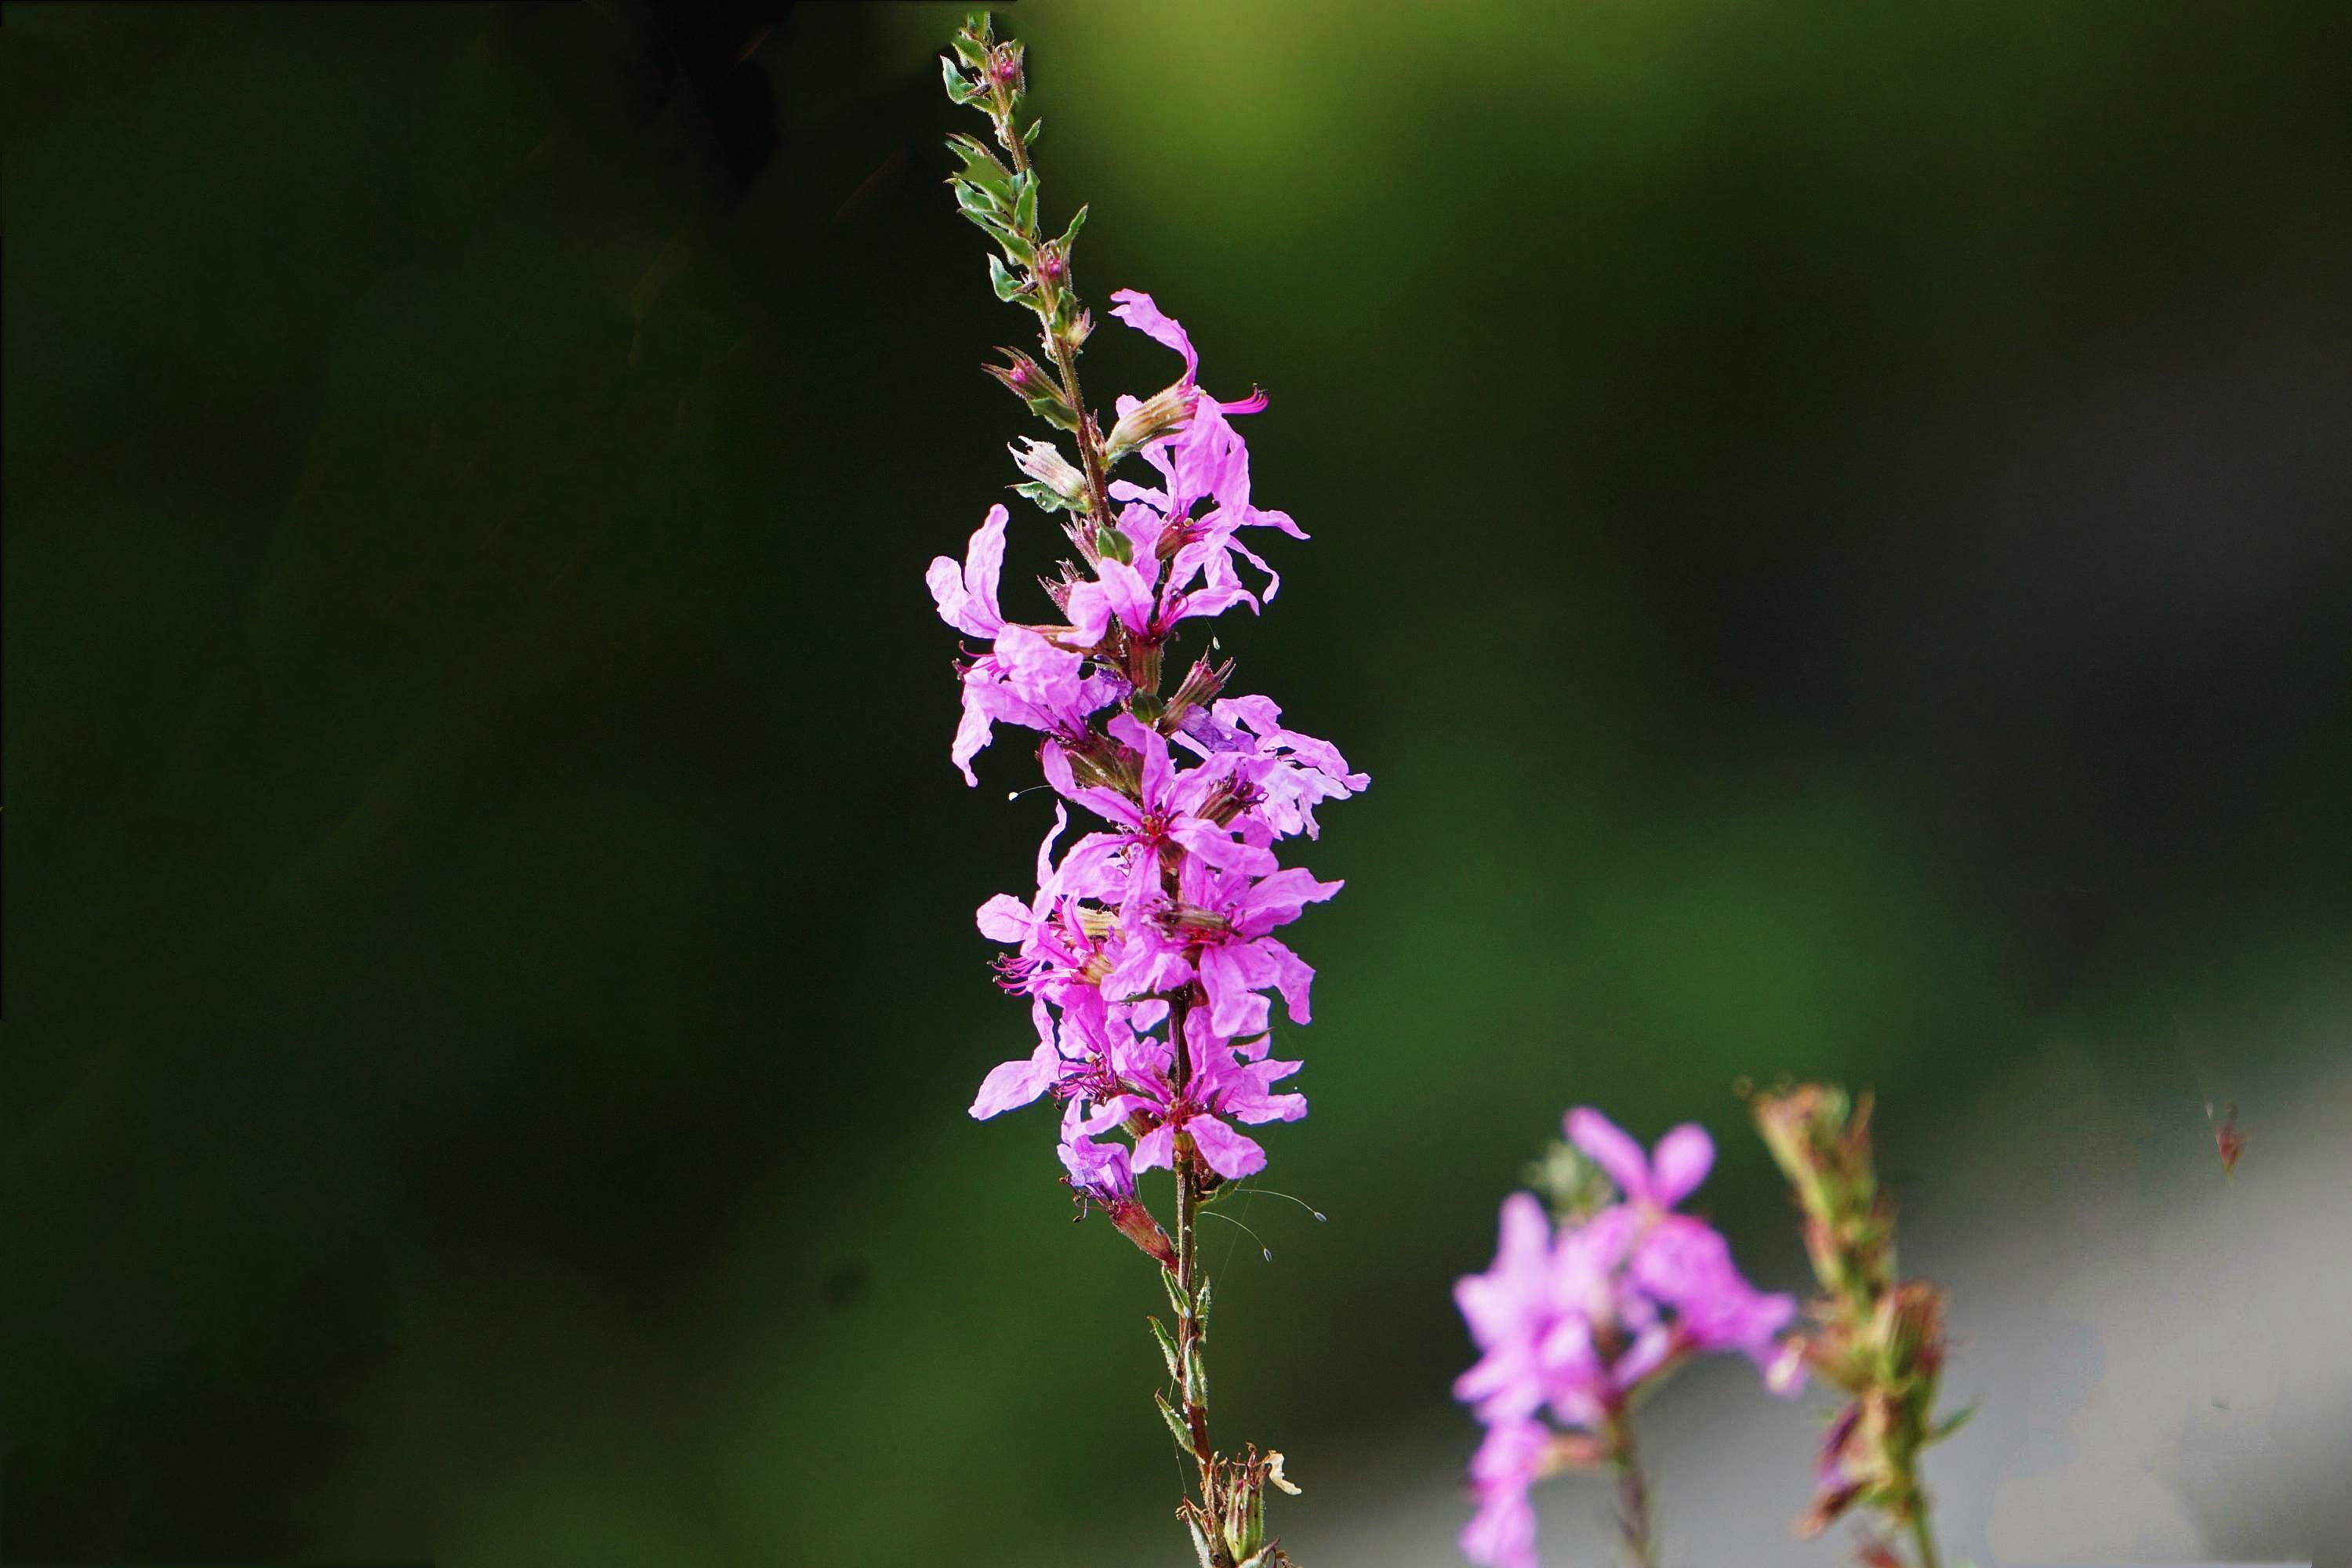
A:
[946,132,1012,197]
[940,56,978,107]
[1012,172,1037,235]
[1196,1276,1213,1330]
[980,220,1035,266]
[987,255,1026,303]
[950,33,990,68]
[1025,392,1080,433]
[951,178,1002,221]
[1929,1399,1979,1444]
[1058,203,1088,253]
[1024,118,1044,147]
[1184,1517,1216,1568]
[1155,1391,1196,1456]
[1162,1269,1190,1322]
[1013,481,1071,515]
[1147,1316,1181,1381]
[1184,1341,1209,1405]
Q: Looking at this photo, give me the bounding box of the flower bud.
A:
[1104,1193,1177,1269]
[1011,437,1088,508]
[1105,381,1196,461]
[985,42,1024,96]
[985,349,1076,430]
[1033,241,1068,289]
[1877,1279,1947,1379]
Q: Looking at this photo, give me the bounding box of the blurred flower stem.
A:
[1751,1084,1963,1567]
[1601,1406,1657,1568]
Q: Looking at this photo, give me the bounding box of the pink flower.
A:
[1169,857,1341,1036]
[1461,1418,1548,1568]
[1176,693,1369,842]
[1112,1008,1306,1181]
[927,503,1010,639]
[1453,1109,1798,1568]
[1047,715,1276,919]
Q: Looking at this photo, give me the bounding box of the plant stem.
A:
[1169,989,1224,1558]
[1907,1505,1942,1568]
[1605,1410,1658,1568]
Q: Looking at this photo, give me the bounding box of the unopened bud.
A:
[1878,1279,1947,1377]
[1011,437,1088,506]
[985,349,1076,430]
[986,42,1024,95]
[1105,1195,1176,1269]
[1033,241,1069,289]
[1105,381,1197,461]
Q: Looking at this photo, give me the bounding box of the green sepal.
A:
[1147,1316,1181,1381]
[1058,203,1088,253]
[1014,481,1073,515]
[1184,1516,1216,1568]
[1155,1391,1196,1456]
[1027,394,1080,434]
[987,255,1027,303]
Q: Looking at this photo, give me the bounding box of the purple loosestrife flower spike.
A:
[1455,1108,1797,1568]
[935,16,1360,1566]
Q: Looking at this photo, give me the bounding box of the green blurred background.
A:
[5,2,2349,1563]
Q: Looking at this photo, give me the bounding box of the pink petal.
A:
[968,1040,1058,1119]
[1185,1116,1267,1180]
[1564,1108,1653,1203]
[1109,288,1199,382]
[1649,1123,1715,1207]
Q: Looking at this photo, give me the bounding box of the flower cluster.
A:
[934,15,1363,1247]
[1454,1109,1798,1568]
[938,20,1358,1561]
[938,291,1363,1210]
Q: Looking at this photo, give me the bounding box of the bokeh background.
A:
[6,2,2350,1563]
